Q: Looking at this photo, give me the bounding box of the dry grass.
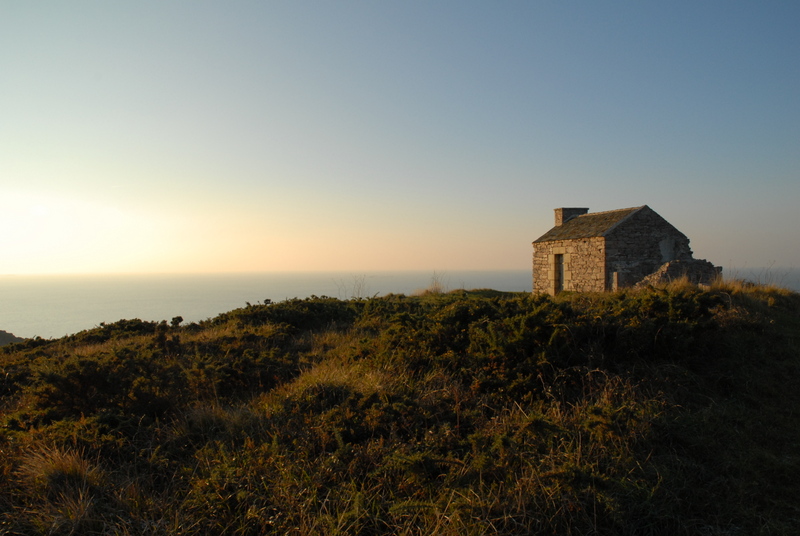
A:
[271,359,392,404]
[13,447,111,534]
[711,275,795,296]
[413,271,450,296]
[2,286,799,534]
[16,447,105,499]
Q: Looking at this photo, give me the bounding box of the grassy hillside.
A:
[1,280,799,535]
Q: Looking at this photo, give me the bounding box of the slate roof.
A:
[533,206,646,243]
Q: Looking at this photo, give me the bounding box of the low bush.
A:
[0,284,798,534]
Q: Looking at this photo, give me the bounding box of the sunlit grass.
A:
[1,283,799,533]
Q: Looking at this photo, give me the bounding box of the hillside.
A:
[0,330,24,347]
[1,281,799,535]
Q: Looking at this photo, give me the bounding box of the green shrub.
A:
[1,286,798,534]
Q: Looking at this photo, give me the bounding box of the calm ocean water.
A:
[2,268,798,340]
[0,271,533,339]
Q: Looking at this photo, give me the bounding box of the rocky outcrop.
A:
[636,259,722,288]
[0,330,25,347]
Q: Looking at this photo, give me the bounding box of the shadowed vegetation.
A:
[1,283,799,534]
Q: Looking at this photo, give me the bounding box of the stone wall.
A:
[635,259,722,288]
[603,207,692,289]
[533,237,606,295]
[533,206,714,295]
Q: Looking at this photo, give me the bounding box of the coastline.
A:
[0,270,533,339]
[2,267,797,341]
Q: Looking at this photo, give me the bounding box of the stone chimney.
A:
[554,207,589,226]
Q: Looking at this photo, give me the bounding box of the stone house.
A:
[532,206,720,295]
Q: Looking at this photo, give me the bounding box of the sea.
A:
[1,268,798,340]
[0,270,532,339]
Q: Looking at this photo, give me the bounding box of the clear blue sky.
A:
[2,1,798,274]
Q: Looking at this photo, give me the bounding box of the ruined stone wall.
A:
[533,237,606,295]
[603,207,693,289]
[636,259,722,287]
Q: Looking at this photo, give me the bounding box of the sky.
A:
[2,1,798,275]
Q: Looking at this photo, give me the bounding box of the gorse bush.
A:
[1,284,799,534]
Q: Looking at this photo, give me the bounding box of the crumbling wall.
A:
[636,259,722,287]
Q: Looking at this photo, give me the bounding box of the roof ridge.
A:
[577,205,645,218]
[533,205,650,243]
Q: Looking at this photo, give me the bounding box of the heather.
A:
[1,280,799,534]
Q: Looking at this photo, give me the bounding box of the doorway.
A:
[554,254,564,294]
